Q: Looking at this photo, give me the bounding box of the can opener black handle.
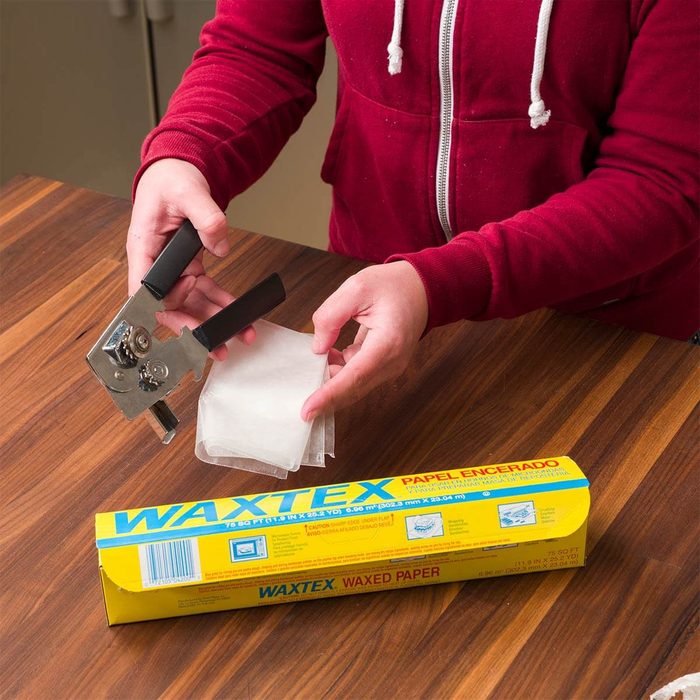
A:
[141,219,204,300]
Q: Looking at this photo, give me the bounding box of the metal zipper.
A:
[436,0,459,241]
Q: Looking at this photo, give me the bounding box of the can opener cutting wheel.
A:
[85,220,286,444]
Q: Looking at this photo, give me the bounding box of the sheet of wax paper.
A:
[195,320,334,478]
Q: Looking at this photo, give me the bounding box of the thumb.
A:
[182,189,230,257]
[311,277,365,353]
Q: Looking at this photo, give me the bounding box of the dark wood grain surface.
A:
[1,175,698,699]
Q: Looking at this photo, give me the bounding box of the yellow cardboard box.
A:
[96,456,589,624]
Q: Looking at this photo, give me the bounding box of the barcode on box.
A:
[138,538,202,588]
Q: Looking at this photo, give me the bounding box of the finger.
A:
[329,364,343,378]
[195,275,234,307]
[127,250,155,297]
[237,326,257,345]
[183,191,230,257]
[163,275,196,310]
[354,324,369,345]
[126,202,169,295]
[159,291,222,339]
[301,333,388,420]
[155,308,201,335]
[328,348,345,366]
[342,342,363,364]
[180,288,224,326]
[311,277,368,354]
[211,345,229,361]
[156,308,228,361]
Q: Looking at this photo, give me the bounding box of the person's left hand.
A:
[301,261,429,421]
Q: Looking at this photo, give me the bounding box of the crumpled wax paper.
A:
[650,674,700,700]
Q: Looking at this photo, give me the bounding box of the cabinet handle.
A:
[145,0,173,22]
[108,0,133,18]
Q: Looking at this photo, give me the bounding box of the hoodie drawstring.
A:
[529,0,554,128]
[387,0,554,128]
[387,0,405,75]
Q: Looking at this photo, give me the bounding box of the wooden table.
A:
[1,176,698,699]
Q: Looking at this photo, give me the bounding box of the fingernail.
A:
[213,240,229,257]
[301,403,317,422]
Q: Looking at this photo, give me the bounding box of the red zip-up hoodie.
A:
[135,0,699,340]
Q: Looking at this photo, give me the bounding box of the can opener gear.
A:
[85,220,286,444]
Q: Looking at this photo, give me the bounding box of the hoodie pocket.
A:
[320,85,442,261]
[451,118,588,232]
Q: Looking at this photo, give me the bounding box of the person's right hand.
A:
[126,158,255,360]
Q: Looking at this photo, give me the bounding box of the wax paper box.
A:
[96,456,589,624]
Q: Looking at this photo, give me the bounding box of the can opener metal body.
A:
[85,220,286,443]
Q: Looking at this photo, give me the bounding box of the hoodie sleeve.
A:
[133,1,327,210]
[389,0,699,333]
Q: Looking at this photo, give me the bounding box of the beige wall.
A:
[229,44,336,251]
[0,1,152,198]
[0,1,337,251]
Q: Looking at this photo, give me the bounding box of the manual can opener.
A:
[85,220,286,444]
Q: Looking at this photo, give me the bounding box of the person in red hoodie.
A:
[127,0,699,421]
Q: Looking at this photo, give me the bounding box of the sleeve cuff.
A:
[386,236,492,331]
[132,130,231,211]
